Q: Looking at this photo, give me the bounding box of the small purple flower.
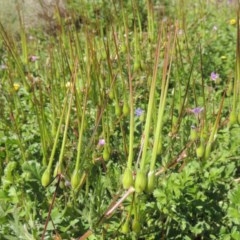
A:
[29,55,39,62]
[190,107,204,116]
[135,108,144,117]
[210,72,219,81]
[98,138,105,146]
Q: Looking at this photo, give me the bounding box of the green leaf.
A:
[228,207,240,224]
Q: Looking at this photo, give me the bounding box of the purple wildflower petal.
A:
[29,55,39,62]
[210,72,219,81]
[135,108,144,117]
[98,138,105,146]
[190,107,204,115]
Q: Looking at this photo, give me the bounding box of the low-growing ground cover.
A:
[0,0,240,239]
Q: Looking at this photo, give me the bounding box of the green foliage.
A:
[153,158,235,239]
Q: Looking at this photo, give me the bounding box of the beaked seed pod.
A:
[196,144,205,158]
[135,170,147,193]
[146,173,155,193]
[204,144,212,160]
[229,111,237,126]
[122,168,133,189]
[123,101,130,116]
[103,146,110,161]
[115,104,122,117]
[132,218,141,234]
[71,169,81,190]
[108,89,114,100]
[41,168,51,187]
[121,220,130,234]
[190,126,198,141]
[134,60,141,71]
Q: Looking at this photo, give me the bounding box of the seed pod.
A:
[134,60,141,71]
[122,168,133,189]
[190,126,198,141]
[132,218,141,234]
[121,220,130,234]
[123,101,130,116]
[109,89,114,100]
[229,111,237,126]
[41,168,51,187]
[71,169,81,190]
[103,145,110,161]
[115,103,122,117]
[204,144,212,160]
[135,170,147,193]
[146,172,155,193]
[59,181,65,189]
[196,144,205,158]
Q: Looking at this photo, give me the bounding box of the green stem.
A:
[54,91,74,176]
[149,31,175,172]
[74,87,89,171]
[204,90,226,160]
[139,24,163,170]
[46,94,69,171]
